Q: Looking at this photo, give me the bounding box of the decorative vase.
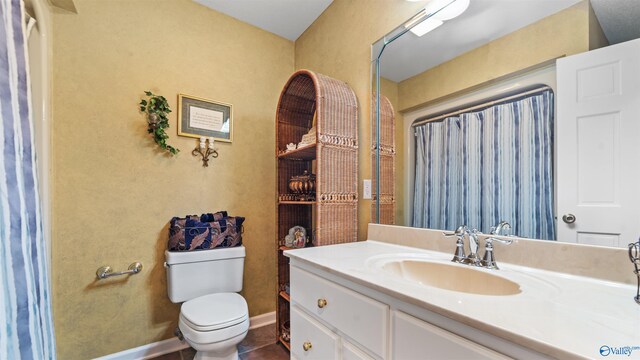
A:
[288,170,316,201]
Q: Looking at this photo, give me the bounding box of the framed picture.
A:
[177,94,233,142]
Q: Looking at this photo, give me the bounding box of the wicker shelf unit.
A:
[372,94,396,224]
[275,70,358,350]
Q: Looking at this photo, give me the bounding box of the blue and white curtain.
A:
[1,0,56,359]
[413,90,555,240]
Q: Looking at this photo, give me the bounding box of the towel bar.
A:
[96,262,143,280]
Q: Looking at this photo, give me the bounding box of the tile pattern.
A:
[152,324,288,360]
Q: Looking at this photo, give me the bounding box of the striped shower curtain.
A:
[1,0,56,359]
[413,90,555,240]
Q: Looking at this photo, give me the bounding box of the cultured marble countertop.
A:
[284,240,640,359]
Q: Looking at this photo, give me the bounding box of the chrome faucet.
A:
[443,226,480,266]
[491,221,512,236]
[445,222,514,270]
[443,225,468,263]
[465,228,481,266]
[481,221,514,270]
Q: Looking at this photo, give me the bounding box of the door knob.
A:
[562,214,576,224]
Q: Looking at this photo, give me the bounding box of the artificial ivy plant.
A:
[139,91,179,155]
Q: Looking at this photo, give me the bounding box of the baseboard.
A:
[93,337,189,360]
[94,311,276,360]
[249,310,276,330]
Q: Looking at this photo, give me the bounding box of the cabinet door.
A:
[291,305,340,360]
[291,266,389,357]
[344,340,375,360]
[392,311,511,360]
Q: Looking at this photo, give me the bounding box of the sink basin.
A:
[381,260,522,296]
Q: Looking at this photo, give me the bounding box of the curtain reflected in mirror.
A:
[412,89,554,239]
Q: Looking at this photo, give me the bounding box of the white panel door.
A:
[557,38,640,247]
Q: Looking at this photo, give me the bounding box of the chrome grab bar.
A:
[96,262,143,280]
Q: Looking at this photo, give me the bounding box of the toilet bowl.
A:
[165,246,248,360]
[178,293,249,360]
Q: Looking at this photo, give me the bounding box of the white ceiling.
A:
[591,0,640,45]
[380,0,583,82]
[193,0,333,41]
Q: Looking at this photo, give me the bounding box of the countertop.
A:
[284,240,640,359]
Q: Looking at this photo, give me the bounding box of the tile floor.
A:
[152,324,289,360]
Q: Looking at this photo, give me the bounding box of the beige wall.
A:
[51,0,293,358]
[295,0,428,239]
[397,0,608,111]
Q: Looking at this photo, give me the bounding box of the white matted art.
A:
[177,94,233,142]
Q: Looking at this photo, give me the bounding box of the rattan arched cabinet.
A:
[275,70,358,349]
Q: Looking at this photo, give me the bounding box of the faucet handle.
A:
[443,225,468,238]
[451,237,466,263]
[444,225,468,263]
[480,236,513,270]
[485,236,513,245]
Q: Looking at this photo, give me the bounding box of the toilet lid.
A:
[181,293,248,330]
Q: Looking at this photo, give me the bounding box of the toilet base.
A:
[187,330,247,360]
[193,348,238,360]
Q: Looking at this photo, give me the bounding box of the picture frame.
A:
[177,94,233,142]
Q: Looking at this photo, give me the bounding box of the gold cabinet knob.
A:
[303,341,313,351]
[317,298,328,308]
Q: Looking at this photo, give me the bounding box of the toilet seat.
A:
[179,292,249,345]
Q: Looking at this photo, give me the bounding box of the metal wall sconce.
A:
[192,137,219,167]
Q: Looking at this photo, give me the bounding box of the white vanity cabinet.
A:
[290,266,387,359]
[290,305,340,359]
[290,265,514,360]
[392,311,509,360]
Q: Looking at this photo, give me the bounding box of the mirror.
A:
[372,0,640,247]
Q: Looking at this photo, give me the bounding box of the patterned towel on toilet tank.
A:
[168,211,245,251]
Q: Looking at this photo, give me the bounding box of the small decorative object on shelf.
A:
[139,91,180,155]
[298,126,316,148]
[628,239,640,304]
[281,321,291,343]
[286,143,297,151]
[286,170,316,201]
[192,137,219,167]
[285,226,307,248]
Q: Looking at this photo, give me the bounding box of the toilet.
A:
[165,246,248,360]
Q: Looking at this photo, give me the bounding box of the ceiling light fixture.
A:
[409,17,444,37]
[429,0,470,21]
[406,0,470,37]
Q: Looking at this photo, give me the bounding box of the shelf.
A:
[279,290,291,302]
[278,143,316,160]
[278,336,291,351]
[279,245,293,251]
[278,200,316,205]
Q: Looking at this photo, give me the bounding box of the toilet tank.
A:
[165,246,245,303]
